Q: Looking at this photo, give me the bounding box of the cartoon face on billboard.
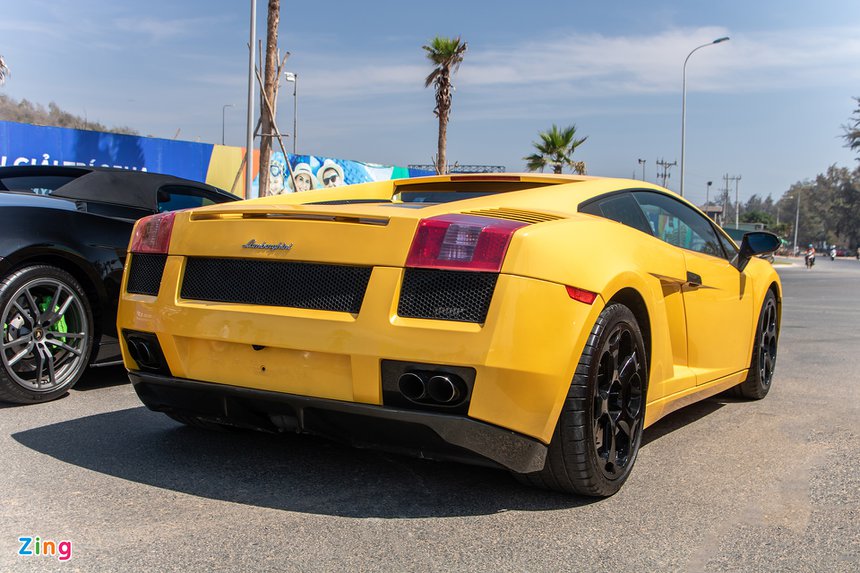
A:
[318,159,345,188]
[269,154,287,194]
[287,162,317,192]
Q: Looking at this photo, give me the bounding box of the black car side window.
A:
[579,193,654,236]
[157,185,218,213]
[715,227,739,259]
[632,191,727,259]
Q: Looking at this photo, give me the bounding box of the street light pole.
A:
[285,72,297,154]
[221,104,233,145]
[638,158,646,181]
[793,190,801,253]
[245,0,257,199]
[680,36,729,198]
[706,180,712,204]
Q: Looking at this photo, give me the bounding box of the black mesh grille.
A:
[398,269,497,323]
[181,257,372,314]
[126,254,167,296]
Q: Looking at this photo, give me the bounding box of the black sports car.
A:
[0,165,239,403]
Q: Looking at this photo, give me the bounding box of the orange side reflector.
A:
[565,285,598,304]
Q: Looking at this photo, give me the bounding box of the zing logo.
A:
[17,536,72,562]
[242,239,293,252]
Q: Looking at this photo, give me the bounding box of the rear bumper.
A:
[130,370,548,473]
[118,261,603,442]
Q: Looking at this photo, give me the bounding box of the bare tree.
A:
[843,96,860,160]
[258,0,280,196]
[0,55,9,86]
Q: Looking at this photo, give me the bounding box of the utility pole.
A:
[638,158,646,181]
[732,175,742,228]
[793,190,801,253]
[722,174,742,227]
[656,159,677,189]
[722,173,731,227]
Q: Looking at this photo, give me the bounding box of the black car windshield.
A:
[0,175,78,195]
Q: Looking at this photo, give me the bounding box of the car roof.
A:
[0,165,236,210]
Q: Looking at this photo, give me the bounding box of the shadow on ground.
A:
[642,395,731,447]
[73,365,129,391]
[12,390,738,517]
[0,365,128,408]
[12,406,597,518]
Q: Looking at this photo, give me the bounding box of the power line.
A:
[722,174,741,227]
[656,158,677,189]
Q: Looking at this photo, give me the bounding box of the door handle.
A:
[686,271,702,288]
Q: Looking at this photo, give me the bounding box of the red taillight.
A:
[130,212,176,254]
[405,214,527,272]
[566,285,598,305]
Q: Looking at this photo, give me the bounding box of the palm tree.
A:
[0,55,9,86]
[524,124,588,174]
[843,96,860,158]
[423,36,467,175]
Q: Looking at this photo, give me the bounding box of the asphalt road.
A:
[1,258,858,572]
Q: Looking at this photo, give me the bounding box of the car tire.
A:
[0,265,93,404]
[514,303,647,496]
[731,290,778,400]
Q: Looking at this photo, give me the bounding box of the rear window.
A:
[398,191,493,203]
[393,180,557,204]
[157,185,219,212]
[0,175,77,195]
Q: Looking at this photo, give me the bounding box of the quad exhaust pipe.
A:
[127,338,157,369]
[398,372,427,401]
[397,371,467,406]
[427,375,462,404]
[123,331,167,372]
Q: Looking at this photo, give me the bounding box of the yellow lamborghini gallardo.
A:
[117,174,781,496]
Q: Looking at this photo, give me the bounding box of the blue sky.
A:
[2,0,859,204]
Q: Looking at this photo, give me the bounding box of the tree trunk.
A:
[437,114,447,175]
[258,0,280,196]
[435,72,451,175]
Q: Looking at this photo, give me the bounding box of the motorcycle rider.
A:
[805,244,816,269]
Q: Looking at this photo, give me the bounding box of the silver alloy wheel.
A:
[1,277,90,392]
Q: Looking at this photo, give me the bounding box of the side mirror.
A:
[733,231,780,272]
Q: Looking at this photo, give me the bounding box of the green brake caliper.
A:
[39,297,68,346]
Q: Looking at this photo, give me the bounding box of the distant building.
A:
[701,204,723,225]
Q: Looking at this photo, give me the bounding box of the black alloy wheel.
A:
[733,290,778,400]
[514,303,647,496]
[0,266,93,404]
[592,320,645,480]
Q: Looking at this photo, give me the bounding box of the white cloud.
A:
[113,16,228,43]
[298,26,860,103]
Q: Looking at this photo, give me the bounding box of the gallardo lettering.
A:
[17,536,72,562]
